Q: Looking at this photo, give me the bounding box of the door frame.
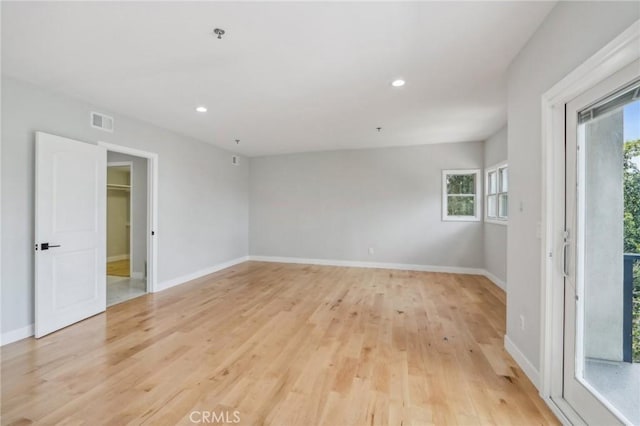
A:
[106,161,133,278]
[540,20,640,424]
[99,142,158,293]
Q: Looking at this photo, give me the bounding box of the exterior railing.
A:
[623,253,640,363]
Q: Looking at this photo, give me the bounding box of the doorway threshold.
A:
[107,275,146,306]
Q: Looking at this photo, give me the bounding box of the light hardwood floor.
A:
[1,262,558,425]
[107,259,130,277]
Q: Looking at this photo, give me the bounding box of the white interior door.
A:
[564,60,640,425]
[35,132,107,338]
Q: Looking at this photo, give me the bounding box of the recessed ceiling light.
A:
[391,79,405,87]
[196,106,207,113]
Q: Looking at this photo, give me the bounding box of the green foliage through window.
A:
[624,140,640,254]
[447,196,475,216]
[624,140,640,362]
[447,174,475,195]
[444,172,477,218]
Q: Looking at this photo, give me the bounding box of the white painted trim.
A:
[484,161,509,224]
[157,256,249,292]
[482,270,506,291]
[1,324,34,346]
[504,334,541,390]
[250,256,506,292]
[107,254,130,263]
[485,161,508,172]
[442,169,482,222]
[545,395,588,426]
[249,255,486,275]
[540,19,640,417]
[99,142,158,294]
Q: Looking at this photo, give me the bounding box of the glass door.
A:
[564,59,640,425]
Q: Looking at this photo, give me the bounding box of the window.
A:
[442,169,481,221]
[485,162,508,224]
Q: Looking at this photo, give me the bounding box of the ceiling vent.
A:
[90,112,114,132]
[232,155,240,166]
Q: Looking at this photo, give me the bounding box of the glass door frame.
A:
[563,61,639,426]
[539,21,640,426]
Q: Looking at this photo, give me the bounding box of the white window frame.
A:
[442,169,481,222]
[485,161,508,225]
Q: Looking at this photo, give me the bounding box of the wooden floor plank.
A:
[107,259,130,277]
[1,261,558,425]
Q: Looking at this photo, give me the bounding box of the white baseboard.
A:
[156,256,249,292]
[482,270,506,290]
[107,254,130,263]
[249,256,508,293]
[248,255,486,275]
[1,324,34,346]
[504,334,540,390]
[248,255,507,291]
[131,271,145,280]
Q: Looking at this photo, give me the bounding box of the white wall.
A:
[483,126,508,287]
[1,77,249,335]
[506,1,639,373]
[107,152,148,278]
[249,142,485,269]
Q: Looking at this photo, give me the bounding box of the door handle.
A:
[562,230,570,279]
[40,243,61,250]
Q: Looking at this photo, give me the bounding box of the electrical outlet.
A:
[520,314,525,331]
[368,247,374,255]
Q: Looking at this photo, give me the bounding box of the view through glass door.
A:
[564,60,640,425]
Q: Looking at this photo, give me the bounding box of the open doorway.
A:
[106,153,148,305]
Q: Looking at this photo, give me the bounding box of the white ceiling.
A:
[2,1,555,157]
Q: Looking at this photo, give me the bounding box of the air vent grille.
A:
[90,112,114,132]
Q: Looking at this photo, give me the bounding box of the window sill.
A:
[485,218,508,226]
[443,217,482,222]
